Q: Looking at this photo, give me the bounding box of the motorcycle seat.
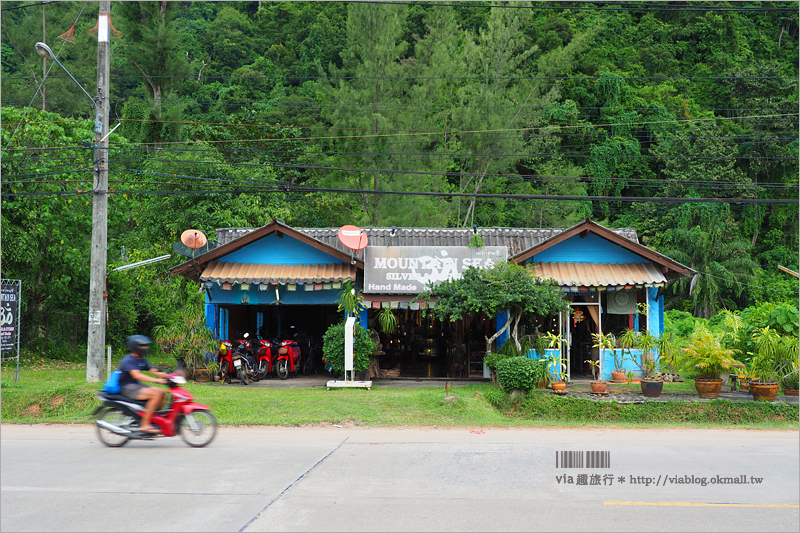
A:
[101,393,148,405]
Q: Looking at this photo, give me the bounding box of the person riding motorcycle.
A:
[119,335,169,435]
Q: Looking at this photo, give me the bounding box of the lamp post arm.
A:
[35,42,102,134]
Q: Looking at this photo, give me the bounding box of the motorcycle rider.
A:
[119,335,169,434]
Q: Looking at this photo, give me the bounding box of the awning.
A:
[199,261,356,285]
[528,262,667,289]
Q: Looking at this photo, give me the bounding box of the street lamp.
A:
[35,39,110,382]
[34,42,102,135]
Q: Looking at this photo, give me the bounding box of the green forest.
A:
[1,1,798,356]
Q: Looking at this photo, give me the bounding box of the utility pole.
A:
[42,4,46,111]
[86,1,111,382]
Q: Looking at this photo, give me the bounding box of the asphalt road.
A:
[1,424,798,532]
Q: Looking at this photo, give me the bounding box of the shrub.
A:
[321,320,375,374]
[496,356,542,392]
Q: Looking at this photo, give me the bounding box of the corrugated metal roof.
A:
[528,262,667,288]
[216,226,640,258]
[199,262,356,284]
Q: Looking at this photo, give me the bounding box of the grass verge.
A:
[2,362,797,428]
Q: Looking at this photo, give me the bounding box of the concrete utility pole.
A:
[86,1,111,382]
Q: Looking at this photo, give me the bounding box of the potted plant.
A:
[749,327,799,401]
[153,303,219,380]
[584,359,606,393]
[546,352,567,393]
[780,369,799,396]
[680,325,744,399]
[622,329,665,397]
[592,332,624,382]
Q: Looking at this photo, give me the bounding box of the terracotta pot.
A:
[551,382,567,392]
[194,368,212,382]
[695,378,723,399]
[611,370,626,382]
[784,389,799,396]
[740,381,750,391]
[750,381,780,402]
[590,381,607,394]
[640,379,664,398]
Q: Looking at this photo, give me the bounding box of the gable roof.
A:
[170,219,363,280]
[217,225,640,258]
[510,217,693,278]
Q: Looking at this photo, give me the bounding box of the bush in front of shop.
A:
[496,356,544,392]
[322,321,376,375]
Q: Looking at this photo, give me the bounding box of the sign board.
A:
[337,225,368,251]
[344,316,356,372]
[364,246,508,294]
[1,283,19,354]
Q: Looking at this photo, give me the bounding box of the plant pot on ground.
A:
[679,325,744,400]
[749,381,780,401]
[584,359,606,393]
[640,379,664,398]
[749,327,799,400]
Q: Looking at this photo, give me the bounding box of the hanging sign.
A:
[1,283,19,354]
[364,246,507,294]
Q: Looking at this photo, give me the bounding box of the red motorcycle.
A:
[93,373,217,447]
[276,338,302,379]
[252,336,276,380]
[218,340,235,383]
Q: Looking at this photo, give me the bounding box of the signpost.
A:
[326,316,372,391]
[1,279,22,382]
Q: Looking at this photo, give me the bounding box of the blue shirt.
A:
[119,354,152,387]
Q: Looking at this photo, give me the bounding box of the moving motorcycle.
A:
[93,373,217,447]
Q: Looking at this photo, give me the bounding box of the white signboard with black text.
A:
[364,246,508,294]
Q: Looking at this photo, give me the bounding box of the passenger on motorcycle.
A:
[119,335,169,435]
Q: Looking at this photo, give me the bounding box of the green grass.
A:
[2,361,797,428]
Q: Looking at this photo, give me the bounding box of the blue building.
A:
[170,218,692,380]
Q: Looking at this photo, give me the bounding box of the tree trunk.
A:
[485,316,511,357]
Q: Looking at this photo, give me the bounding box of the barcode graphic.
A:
[556,451,610,469]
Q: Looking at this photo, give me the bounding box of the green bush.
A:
[321,320,375,374]
[496,356,542,392]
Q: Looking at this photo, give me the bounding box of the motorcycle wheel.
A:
[258,360,269,380]
[276,359,289,380]
[238,366,248,385]
[302,355,314,375]
[178,410,218,447]
[96,408,132,447]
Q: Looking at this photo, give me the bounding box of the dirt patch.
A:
[49,396,65,408]
[25,404,41,417]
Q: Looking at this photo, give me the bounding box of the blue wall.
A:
[599,349,661,381]
[532,233,647,264]
[219,233,346,265]
[206,284,341,306]
[647,287,664,337]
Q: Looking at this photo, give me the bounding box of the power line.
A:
[341,1,800,12]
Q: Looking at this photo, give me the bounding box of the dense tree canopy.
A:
[1,1,797,352]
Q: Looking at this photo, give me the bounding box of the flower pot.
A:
[784,389,799,396]
[194,368,212,382]
[640,379,664,398]
[740,380,750,391]
[694,378,723,399]
[611,370,626,383]
[551,382,567,392]
[590,381,607,394]
[750,381,780,402]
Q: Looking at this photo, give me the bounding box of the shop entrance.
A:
[368,309,495,379]
[568,296,601,380]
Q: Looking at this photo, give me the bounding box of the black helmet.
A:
[126,335,152,356]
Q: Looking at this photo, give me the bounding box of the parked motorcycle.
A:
[218,340,234,383]
[233,332,260,385]
[93,373,217,447]
[276,337,302,380]
[252,334,276,380]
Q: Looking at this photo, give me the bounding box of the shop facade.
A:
[170,218,692,379]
